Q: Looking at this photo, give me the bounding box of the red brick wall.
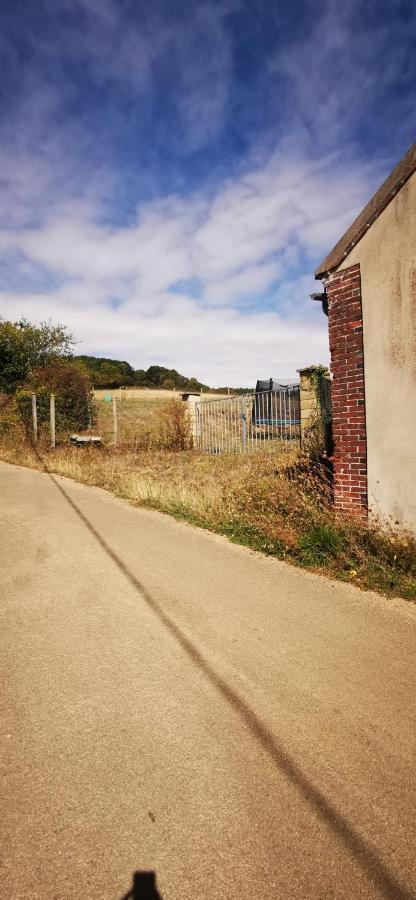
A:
[325,263,368,516]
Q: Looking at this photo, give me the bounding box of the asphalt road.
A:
[1,461,416,900]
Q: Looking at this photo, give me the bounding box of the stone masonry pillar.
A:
[181,392,201,448]
[298,365,330,448]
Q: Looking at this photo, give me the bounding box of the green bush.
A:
[16,359,93,438]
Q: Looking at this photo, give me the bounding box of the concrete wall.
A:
[337,171,416,529]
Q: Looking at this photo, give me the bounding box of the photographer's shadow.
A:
[121,870,162,899]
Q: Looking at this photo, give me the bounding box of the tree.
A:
[0,319,74,393]
[74,356,135,388]
[17,358,93,434]
[186,378,200,391]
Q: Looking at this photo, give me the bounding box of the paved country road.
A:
[1,462,416,900]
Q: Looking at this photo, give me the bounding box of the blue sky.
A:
[0,0,415,385]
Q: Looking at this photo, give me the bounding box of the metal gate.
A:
[196,387,300,454]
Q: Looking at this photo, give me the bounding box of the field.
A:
[93,388,231,401]
[94,395,172,447]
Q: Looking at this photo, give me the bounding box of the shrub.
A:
[161,400,192,450]
[16,387,51,438]
[16,359,93,438]
[0,319,73,393]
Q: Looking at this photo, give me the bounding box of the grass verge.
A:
[1,430,415,602]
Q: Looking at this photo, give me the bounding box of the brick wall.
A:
[325,263,368,516]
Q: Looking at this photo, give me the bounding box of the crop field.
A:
[93,388,230,401]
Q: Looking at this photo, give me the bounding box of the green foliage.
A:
[16,359,93,436]
[216,386,252,395]
[298,525,346,564]
[0,319,74,393]
[16,388,50,436]
[74,356,136,388]
[140,365,209,391]
[74,356,210,391]
[0,393,17,435]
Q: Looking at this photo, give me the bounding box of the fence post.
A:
[241,397,247,451]
[31,393,38,445]
[112,397,118,447]
[50,394,56,448]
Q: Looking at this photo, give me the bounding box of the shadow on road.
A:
[121,870,162,899]
[41,461,413,900]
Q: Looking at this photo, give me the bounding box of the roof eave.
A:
[314,143,416,280]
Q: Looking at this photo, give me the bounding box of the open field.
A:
[94,396,173,447]
[93,387,232,401]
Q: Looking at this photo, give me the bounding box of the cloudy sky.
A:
[0,0,414,385]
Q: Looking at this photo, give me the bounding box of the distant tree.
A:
[0,319,74,393]
[162,378,175,390]
[134,368,149,386]
[73,356,211,392]
[74,356,135,388]
[186,378,201,391]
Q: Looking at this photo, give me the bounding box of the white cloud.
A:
[1,140,387,385]
[2,0,404,386]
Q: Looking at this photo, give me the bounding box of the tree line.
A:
[74,356,210,391]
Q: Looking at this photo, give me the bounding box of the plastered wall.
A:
[338,171,416,529]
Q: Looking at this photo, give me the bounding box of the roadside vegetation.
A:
[1,317,415,602]
[0,414,415,601]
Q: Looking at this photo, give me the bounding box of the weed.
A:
[298,525,346,565]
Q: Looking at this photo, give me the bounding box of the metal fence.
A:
[195,387,300,454]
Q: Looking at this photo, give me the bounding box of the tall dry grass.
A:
[1,394,415,601]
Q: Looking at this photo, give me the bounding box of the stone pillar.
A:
[298,365,330,448]
[181,392,201,447]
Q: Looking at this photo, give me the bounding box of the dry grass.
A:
[93,388,231,401]
[95,396,174,448]
[1,397,415,602]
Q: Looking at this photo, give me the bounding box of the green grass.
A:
[298,525,346,565]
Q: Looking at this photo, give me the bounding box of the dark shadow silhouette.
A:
[37,454,413,900]
[121,870,162,899]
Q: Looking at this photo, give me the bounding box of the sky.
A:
[0,0,415,386]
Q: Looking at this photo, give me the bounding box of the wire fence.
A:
[18,386,302,455]
[196,387,301,454]
[93,394,173,449]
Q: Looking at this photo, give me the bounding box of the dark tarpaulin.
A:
[253,379,300,425]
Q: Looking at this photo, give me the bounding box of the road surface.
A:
[1,461,415,899]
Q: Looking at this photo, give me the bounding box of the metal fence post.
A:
[50,394,56,448]
[31,393,38,445]
[241,397,247,452]
[112,397,118,446]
